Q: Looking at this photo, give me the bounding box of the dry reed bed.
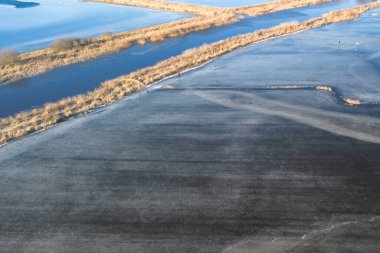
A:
[85,0,223,15]
[342,98,361,105]
[0,0,333,85]
[1,3,379,145]
[91,0,333,16]
[234,0,332,16]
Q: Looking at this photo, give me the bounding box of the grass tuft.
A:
[50,38,91,51]
[343,98,361,106]
[0,49,19,65]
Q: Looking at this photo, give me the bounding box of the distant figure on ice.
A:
[356,42,360,50]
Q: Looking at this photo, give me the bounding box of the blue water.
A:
[0,0,377,117]
[0,0,188,52]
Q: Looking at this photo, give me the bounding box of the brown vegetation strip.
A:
[85,0,224,15]
[1,3,379,145]
[233,0,333,16]
[0,0,332,85]
[89,0,333,16]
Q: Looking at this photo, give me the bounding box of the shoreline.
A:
[1,3,380,145]
[0,0,333,85]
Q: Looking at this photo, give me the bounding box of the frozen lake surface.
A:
[0,0,188,51]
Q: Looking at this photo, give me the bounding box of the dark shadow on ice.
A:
[0,0,39,8]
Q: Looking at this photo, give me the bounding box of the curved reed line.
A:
[156,85,380,106]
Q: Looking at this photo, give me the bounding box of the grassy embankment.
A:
[0,0,333,84]
[0,3,379,145]
[90,0,333,16]
[85,0,224,15]
[234,0,333,16]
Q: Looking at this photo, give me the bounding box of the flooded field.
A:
[0,0,371,117]
[0,0,187,51]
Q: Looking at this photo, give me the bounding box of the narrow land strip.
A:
[85,0,224,15]
[1,3,379,145]
[234,0,333,16]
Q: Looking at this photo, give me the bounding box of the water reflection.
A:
[0,0,39,8]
